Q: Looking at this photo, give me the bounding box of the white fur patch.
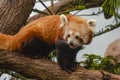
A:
[63,31,67,39]
[75,32,80,36]
[87,19,97,32]
[87,19,97,27]
[59,14,68,28]
[63,30,73,40]
[68,31,73,35]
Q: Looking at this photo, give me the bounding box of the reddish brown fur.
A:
[0,15,61,51]
[0,14,93,52]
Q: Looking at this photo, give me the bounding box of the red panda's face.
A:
[60,14,97,49]
[64,30,83,49]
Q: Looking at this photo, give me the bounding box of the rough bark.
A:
[0,0,35,35]
[0,50,120,80]
[28,0,104,22]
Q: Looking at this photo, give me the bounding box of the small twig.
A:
[38,0,53,15]
[73,10,81,15]
[32,8,49,15]
[76,10,103,16]
[101,71,111,80]
[94,22,120,37]
[51,0,55,14]
[100,71,119,80]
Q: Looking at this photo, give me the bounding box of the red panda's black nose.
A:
[69,41,74,46]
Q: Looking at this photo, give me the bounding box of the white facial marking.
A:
[63,31,67,39]
[69,31,73,35]
[75,32,80,37]
[63,30,73,39]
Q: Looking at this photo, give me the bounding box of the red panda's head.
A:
[59,14,97,49]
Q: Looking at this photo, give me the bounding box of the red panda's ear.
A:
[59,14,68,28]
[87,19,97,32]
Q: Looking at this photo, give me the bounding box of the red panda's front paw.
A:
[61,66,77,74]
[61,67,73,74]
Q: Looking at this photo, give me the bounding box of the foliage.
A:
[80,54,103,69]
[68,0,86,10]
[56,0,86,14]
[33,0,86,15]
[48,50,56,58]
[102,0,120,19]
[80,54,120,74]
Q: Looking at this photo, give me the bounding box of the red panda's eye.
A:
[67,34,70,38]
[75,36,79,39]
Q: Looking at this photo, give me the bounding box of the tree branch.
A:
[28,0,72,22]
[38,0,53,15]
[28,0,104,22]
[0,50,120,80]
[0,0,36,35]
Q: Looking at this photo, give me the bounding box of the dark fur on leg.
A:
[56,40,82,73]
[21,37,55,59]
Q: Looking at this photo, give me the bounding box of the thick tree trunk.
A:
[0,51,120,80]
[0,0,35,35]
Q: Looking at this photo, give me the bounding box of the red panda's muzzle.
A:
[69,41,77,49]
[69,45,77,49]
[68,41,82,49]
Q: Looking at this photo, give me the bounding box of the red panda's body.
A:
[0,14,97,58]
[0,15,60,50]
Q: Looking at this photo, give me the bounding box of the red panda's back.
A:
[16,15,61,44]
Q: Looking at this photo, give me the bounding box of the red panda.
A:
[0,14,96,58]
